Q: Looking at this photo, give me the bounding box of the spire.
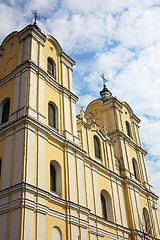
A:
[100,74,112,102]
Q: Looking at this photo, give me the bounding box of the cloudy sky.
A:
[1,0,160,210]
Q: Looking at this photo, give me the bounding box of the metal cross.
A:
[31,10,40,25]
[100,73,107,86]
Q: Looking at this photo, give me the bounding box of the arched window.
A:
[132,158,140,181]
[143,208,151,234]
[47,57,56,78]
[100,190,114,222]
[52,226,62,240]
[94,136,101,159]
[1,99,10,124]
[126,121,132,138]
[48,102,58,129]
[50,160,62,196]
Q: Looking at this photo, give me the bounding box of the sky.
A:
[0,0,160,211]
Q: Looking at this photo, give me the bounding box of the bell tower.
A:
[0,24,80,240]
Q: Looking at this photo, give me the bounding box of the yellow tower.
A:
[0,24,160,240]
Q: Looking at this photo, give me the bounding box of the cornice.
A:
[108,130,147,155]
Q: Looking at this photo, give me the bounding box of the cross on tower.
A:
[100,73,108,87]
[31,10,40,25]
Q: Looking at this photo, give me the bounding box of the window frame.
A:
[50,160,62,196]
[100,190,114,222]
[126,121,132,138]
[0,98,10,124]
[47,57,56,79]
[143,208,151,234]
[132,158,140,181]
[48,102,58,130]
[94,135,101,159]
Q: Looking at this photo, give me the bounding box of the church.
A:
[0,22,160,240]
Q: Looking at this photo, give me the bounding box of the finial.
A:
[100,73,108,88]
[31,10,40,25]
[100,73,112,102]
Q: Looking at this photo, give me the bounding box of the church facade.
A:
[0,24,160,240]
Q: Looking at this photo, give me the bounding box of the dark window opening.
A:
[94,136,101,159]
[1,99,10,124]
[101,193,107,219]
[50,164,56,192]
[47,58,56,78]
[48,103,56,128]
[126,121,132,138]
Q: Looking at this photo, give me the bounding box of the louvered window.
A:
[48,103,56,128]
[50,164,56,192]
[101,193,107,219]
[1,99,10,124]
[126,121,132,138]
[47,58,56,78]
[94,136,101,159]
[143,208,151,234]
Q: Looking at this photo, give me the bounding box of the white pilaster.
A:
[68,68,73,92]
[30,37,36,63]
[117,181,127,227]
[111,178,121,225]
[11,72,21,121]
[134,188,142,230]
[39,43,44,69]
[110,108,116,131]
[70,225,78,240]
[26,126,36,185]
[125,141,132,174]
[76,154,85,206]
[0,213,7,239]
[105,143,112,170]
[18,40,23,65]
[110,144,116,172]
[67,148,77,202]
[63,93,72,140]
[37,131,46,189]
[28,69,37,119]
[23,209,34,240]
[37,212,46,240]
[115,108,121,130]
[62,62,66,87]
[24,36,30,61]
[80,228,87,240]
[38,74,46,124]
[71,99,78,138]
[92,166,101,216]
[119,138,130,177]
[138,153,147,183]
[128,186,139,229]
[87,128,92,157]
[85,162,94,212]
[13,126,24,185]
[1,130,13,189]
[9,209,21,240]
[19,69,28,117]
[102,110,109,133]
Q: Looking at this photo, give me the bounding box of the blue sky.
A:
[1,0,160,209]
